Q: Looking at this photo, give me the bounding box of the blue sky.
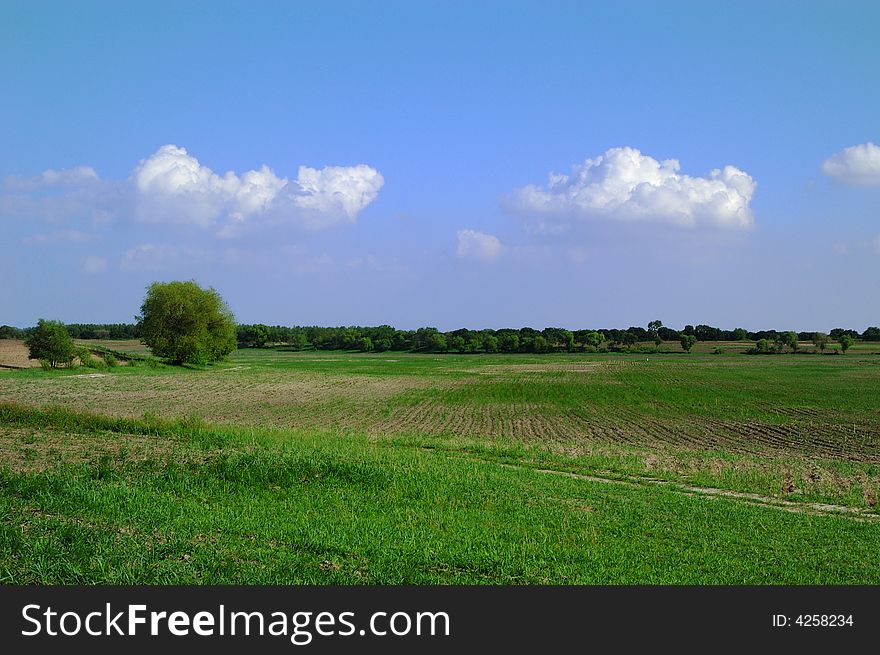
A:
[2,1,879,331]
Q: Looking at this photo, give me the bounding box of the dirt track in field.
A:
[452,454,880,522]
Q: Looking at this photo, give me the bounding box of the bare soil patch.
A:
[0,340,40,369]
[0,369,436,428]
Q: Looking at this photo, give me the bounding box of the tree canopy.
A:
[25,319,75,368]
[137,281,236,365]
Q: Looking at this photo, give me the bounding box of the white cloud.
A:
[293,164,385,220]
[456,229,502,261]
[507,147,756,230]
[831,243,848,256]
[2,145,384,235]
[131,145,384,231]
[82,256,107,274]
[822,142,880,186]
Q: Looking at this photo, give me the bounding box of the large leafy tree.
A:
[25,319,75,368]
[137,281,237,365]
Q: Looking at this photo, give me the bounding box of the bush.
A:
[102,353,118,367]
[755,338,773,354]
[77,347,106,369]
[26,319,75,368]
[137,280,237,365]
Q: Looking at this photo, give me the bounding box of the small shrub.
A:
[102,353,118,367]
[39,360,52,371]
[78,348,106,369]
[755,339,774,354]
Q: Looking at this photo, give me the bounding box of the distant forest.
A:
[1,322,878,354]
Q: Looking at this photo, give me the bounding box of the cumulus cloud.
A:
[507,147,756,230]
[2,145,384,234]
[131,145,384,231]
[456,229,502,261]
[293,164,384,220]
[822,142,880,186]
[82,256,107,274]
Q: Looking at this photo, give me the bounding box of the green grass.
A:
[1,345,879,584]
[1,405,879,584]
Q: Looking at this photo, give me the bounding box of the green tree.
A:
[585,330,604,349]
[251,324,269,348]
[812,332,830,352]
[755,338,773,354]
[137,280,237,365]
[0,325,24,340]
[291,332,309,351]
[498,332,519,352]
[732,327,749,341]
[779,331,799,353]
[862,327,880,341]
[679,334,697,353]
[838,335,854,354]
[647,320,663,346]
[25,319,75,368]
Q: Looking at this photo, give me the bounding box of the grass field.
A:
[2,341,880,583]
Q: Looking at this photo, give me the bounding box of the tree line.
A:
[3,321,879,355]
[0,323,140,340]
[234,323,877,353]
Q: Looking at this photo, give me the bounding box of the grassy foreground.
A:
[1,404,879,584]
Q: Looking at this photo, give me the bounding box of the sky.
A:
[1,0,879,332]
